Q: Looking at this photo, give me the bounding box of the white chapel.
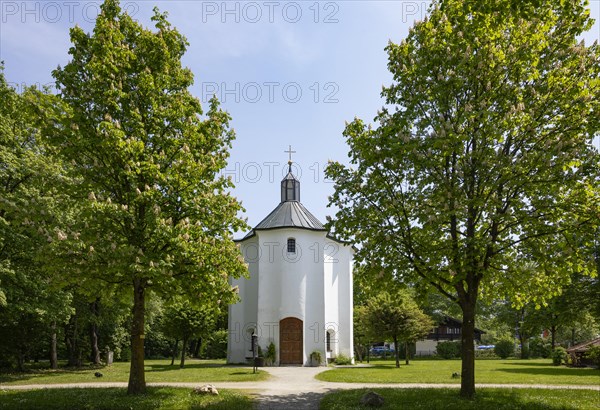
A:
[227,156,354,366]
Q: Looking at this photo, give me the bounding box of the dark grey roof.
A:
[239,201,326,240]
[256,201,325,230]
[237,164,328,241]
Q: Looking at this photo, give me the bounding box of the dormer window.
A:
[287,238,296,253]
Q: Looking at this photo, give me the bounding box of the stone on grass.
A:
[360,391,384,407]
[193,384,219,396]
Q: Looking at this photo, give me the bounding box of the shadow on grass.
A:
[0,365,105,384]
[497,366,600,378]
[0,387,253,410]
[342,365,396,370]
[319,388,599,410]
[254,391,325,409]
[497,361,555,367]
[144,363,227,372]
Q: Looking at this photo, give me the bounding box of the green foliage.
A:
[203,330,228,359]
[353,304,374,363]
[364,289,435,367]
[48,0,248,306]
[529,338,551,359]
[584,345,600,367]
[436,341,461,359]
[325,0,599,396]
[0,68,74,370]
[42,0,248,391]
[160,298,217,345]
[334,354,353,365]
[310,350,322,364]
[474,349,498,360]
[265,342,276,365]
[494,340,515,359]
[552,347,568,366]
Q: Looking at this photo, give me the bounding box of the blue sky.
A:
[1,1,598,236]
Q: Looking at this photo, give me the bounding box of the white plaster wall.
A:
[255,230,283,356]
[302,231,326,365]
[329,240,354,362]
[227,237,259,363]
[323,240,338,358]
[228,228,354,366]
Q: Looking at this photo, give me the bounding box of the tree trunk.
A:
[127,279,146,395]
[190,340,197,358]
[171,339,179,366]
[89,323,101,365]
[180,336,189,368]
[17,350,25,372]
[194,338,202,357]
[65,314,82,367]
[89,298,101,365]
[355,344,363,363]
[50,321,58,369]
[405,342,410,365]
[520,336,529,359]
[551,325,557,350]
[393,336,400,368]
[460,299,476,398]
[571,328,575,347]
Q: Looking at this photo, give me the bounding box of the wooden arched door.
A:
[279,317,303,365]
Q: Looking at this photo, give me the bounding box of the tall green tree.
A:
[353,305,373,363]
[47,0,247,394]
[0,70,73,370]
[365,289,434,368]
[326,0,599,398]
[534,273,599,348]
[160,297,217,368]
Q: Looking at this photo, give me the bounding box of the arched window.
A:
[287,238,296,253]
[326,330,332,352]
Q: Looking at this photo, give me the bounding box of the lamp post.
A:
[251,332,258,374]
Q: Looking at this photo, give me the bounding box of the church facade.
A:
[227,163,354,366]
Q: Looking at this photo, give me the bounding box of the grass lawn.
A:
[316,359,600,385]
[0,359,269,386]
[319,388,600,410]
[0,387,253,409]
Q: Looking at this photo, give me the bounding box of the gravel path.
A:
[1,366,599,409]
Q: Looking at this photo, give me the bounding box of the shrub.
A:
[266,342,276,365]
[334,354,352,365]
[203,330,227,359]
[435,341,461,359]
[144,332,172,359]
[529,337,551,359]
[475,349,498,359]
[584,345,600,367]
[494,340,514,359]
[310,350,322,364]
[552,347,568,366]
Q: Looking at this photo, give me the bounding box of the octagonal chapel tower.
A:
[227,160,354,366]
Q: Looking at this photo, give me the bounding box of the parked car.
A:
[476,345,495,350]
[370,346,395,355]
